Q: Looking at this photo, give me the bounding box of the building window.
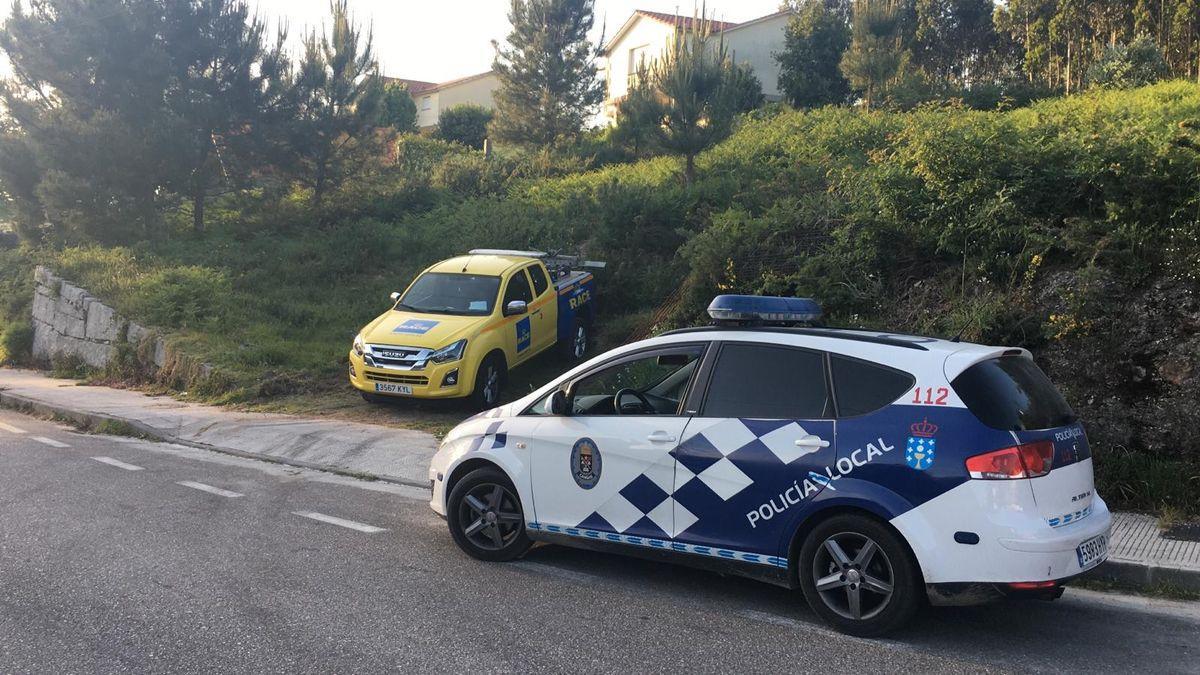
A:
[627,45,649,87]
[421,96,432,111]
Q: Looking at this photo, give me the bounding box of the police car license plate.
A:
[1076,534,1108,571]
[374,383,412,395]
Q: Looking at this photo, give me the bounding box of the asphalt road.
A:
[0,409,1196,674]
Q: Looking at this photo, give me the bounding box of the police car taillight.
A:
[965,441,1055,479]
[707,295,822,324]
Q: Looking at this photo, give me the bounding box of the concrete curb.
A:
[1085,558,1200,593]
[0,390,431,491]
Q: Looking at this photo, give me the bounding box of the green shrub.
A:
[0,322,33,364]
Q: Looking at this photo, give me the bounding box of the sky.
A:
[0,1,784,83]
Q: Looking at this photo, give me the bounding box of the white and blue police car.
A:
[427,295,1111,636]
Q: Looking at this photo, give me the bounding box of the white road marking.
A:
[176,481,243,498]
[292,511,387,533]
[31,436,69,448]
[0,422,28,434]
[91,456,145,471]
[510,561,600,584]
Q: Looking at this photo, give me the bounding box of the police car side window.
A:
[504,271,533,305]
[830,355,915,417]
[528,264,550,297]
[702,343,831,419]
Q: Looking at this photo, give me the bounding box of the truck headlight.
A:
[429,339,467,364]
[353,333,365,357]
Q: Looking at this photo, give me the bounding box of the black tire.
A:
[797,514,922,637]
[446,467,532,562]
[560,318,589,361]
[469,353,505,410]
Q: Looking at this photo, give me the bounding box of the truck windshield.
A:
[396,273,501,316]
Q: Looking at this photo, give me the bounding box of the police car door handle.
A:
[796,435,830,449]
[647,431,677,443]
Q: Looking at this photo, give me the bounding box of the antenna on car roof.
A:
[949,316,975,343]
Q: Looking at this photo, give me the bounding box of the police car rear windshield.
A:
[397,273,500,316]
[951,356,1076,431]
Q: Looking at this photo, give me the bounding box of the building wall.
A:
[598,13,790,126]
[415,73,501,130]
[604,17,675,105]
[724,14,790,100]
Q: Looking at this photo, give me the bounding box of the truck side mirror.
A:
[389,291,400,302]
[547,389,569,416]
[503,300,528,317]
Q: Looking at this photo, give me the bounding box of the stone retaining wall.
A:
[31,266,166,371]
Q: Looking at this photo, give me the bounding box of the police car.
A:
[427,295,1111,636]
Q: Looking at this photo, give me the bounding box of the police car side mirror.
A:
[547,390,569,416]
[503,300,528,317]
[389,291,400,302]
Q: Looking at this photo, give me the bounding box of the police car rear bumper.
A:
[892,479,1113,586]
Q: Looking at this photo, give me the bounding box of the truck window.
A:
[702,343,831,419]
[951,356,1075,431]
[503,270,533,306]
[528,264,549,297]
[397,273,500,316]
[830,355,914,417]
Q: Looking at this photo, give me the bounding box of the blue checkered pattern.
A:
[528,522,789,568]
[571,418,828,567]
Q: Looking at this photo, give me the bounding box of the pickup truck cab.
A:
[349,250,598,408]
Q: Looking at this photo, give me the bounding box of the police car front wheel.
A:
[447,467,532,562]
[798,515,921,636]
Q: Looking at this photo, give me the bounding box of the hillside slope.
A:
[11,81,1200,514]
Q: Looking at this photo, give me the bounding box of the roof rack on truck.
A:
[467,249,607,281]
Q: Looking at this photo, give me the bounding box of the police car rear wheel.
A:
[798,515,920,636]
[447,467,531,562]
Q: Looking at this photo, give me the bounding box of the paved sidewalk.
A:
[1095,512,1200,591]
[0,368,438,489]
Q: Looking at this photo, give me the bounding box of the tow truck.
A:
[348,250,601,408]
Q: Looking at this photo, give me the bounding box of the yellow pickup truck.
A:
[348,250,600,408]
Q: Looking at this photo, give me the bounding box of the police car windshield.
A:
[952,356,1075,431]
[397,273,500,316]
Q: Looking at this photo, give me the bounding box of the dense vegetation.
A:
[1,82,1196,515]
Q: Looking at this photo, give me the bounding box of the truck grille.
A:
[365,343,431,370]
[365,370,429,385]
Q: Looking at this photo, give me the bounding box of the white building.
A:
[598,9,792,125]
[388,71,501,131]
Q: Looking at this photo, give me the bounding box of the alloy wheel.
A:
[457,482,523,551]
[481,364,499,405]
[573,325,587,359]
[812,531,896,621]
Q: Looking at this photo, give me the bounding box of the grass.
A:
[1074,578,1200,603]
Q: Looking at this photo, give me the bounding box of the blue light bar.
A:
[707,295,822,324]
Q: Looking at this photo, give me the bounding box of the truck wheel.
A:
[470,353,504,410]
[447,467,532,562]
[361,391,385,404]
[561,318,588,361]
[797,514,921,637]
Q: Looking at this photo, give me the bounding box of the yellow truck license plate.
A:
[375,383,413,395]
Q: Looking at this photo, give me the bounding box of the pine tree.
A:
[161,0,290,233]
[615,12,756,185]
[490,0,604,151]
[0,0,289,240]
[840,0,906,110]
[283,0,386,207]
[776,0,853,108]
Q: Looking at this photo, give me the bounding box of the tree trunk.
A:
[684,153,695,187]
[192,192,205,234]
